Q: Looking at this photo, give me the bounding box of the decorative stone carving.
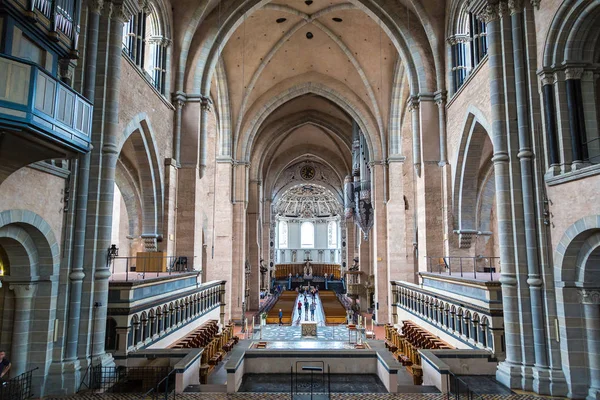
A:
[578,289,600,305]
[111,3,131,23]
[565,68,584,80]
[9,284,37,298]
[508,0,524,14]
[273,184,343,218]
[88,0,104,14]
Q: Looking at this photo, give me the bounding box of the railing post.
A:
[473,257,477,280]
[460,258,463,278]
[125,258,129,281]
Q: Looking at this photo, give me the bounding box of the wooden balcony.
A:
[0,54,92,181]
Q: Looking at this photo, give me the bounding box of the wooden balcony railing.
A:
[0,53,92,152]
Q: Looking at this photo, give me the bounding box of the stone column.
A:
[65,0,103,363]
[91,2,130,358]
[409,98,422,176]
[211,160,234,320]
[540,72,560,174]
[9,284,37,376]
[580,290,600,400]
[484,3,524,389]
[565,67,587,169]
[115,327,130,357]
[510,3,550,391]
[199,97,212,178]
[231,163,248,322]
[415,96,443,272]
[247,179,261,311]
[435,91,448,166]
[387,157,410,283]
[372,162,389,323]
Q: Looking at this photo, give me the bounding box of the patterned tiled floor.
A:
[250,325,354,341]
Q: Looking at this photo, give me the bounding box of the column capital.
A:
[578,289,600,305]
[498,1,509,18]
[408,97,419,112]
[9,283,37,299]
[508,0,523,15]
[565,67,584,80]
[480,3,500,24]
[88,0,105,14]
[110,3,132,23]
[201,96,213,112]
[539,70,556,86]
[434,90,447,106]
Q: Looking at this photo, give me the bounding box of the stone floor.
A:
[239,373,387,393]
[250,325,356,341]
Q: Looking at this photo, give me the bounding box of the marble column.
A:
[9,284,37,376]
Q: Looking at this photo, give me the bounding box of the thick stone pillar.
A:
[163,159,178,257]
[581,291,600,400]
[247,179,261,311]
[231,163,248,321]
[175,98,202,268]
[415,96,443,272]
[387,157,410,282]
[9,284,37,376]
[511,4,550,392]
[372,163,389,323]
[211,160,234,321]
[65,0,103,364]
[484,3,524,389]
[91,3,129,360]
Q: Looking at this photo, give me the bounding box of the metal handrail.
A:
[108,255,198,282]
[426,256,500,281]
[0,367,39,400]
[138,368,177,400]
[446,371,481,400]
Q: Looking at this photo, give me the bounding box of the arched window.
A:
[278,221,288,248]
[448,2,488,94]
[122,4,169,94]
[301,222,314,249]
[328,221,338,248]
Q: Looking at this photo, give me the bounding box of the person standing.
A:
[278,309,283,326]
[310,301,316,321]
[297,300,302,317]
[0,351,11,381]
[304,299,309,321]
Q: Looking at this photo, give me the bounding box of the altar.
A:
[301,321,317,337]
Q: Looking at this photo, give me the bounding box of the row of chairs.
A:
[385,321,453,385]
[320,290,347,324]
[170,320,219,349]
[199,323,238,383]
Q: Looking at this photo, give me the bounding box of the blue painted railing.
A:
[0,53,92,153]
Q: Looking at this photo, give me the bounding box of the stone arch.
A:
[0,210,60,278]
[179,0,437,97]
[240,79,381,161]
[453,109,494,249]
[119,114,165,249]
[114,158,143,238]
[554,215,600,398]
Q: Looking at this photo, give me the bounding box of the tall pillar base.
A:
[522,365,535,391]
[496,361,524,390]
[533,366,552,395]
[46,359,83,396]
[588,387,600,400]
